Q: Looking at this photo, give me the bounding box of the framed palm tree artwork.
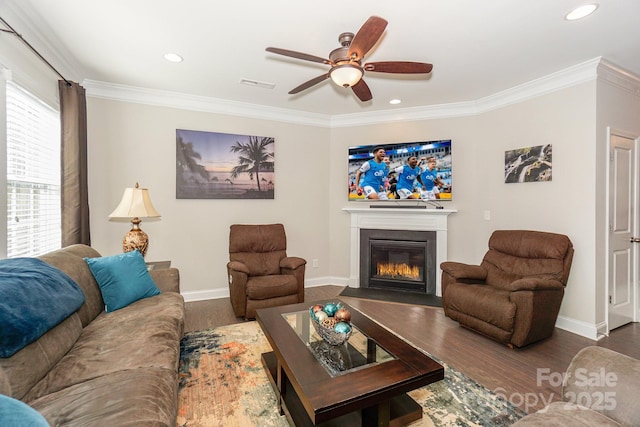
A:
[176,129,275,199]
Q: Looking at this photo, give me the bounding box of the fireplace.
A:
[360,229,436,294]
[343,207,456,296]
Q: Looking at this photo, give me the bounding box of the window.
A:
[6,81,61,257]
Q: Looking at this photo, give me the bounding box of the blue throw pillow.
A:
[0,395,49,426]
[84,250,161,312]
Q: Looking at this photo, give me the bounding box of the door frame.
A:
[605,126,640,335]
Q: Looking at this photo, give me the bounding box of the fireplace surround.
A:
[343,207,456,296]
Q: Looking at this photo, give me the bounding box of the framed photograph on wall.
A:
[176,129,275,199]
[504,144,552,183]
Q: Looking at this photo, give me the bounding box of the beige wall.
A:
[329,83,598,327]
[85,76,640,339]
[4,28,640,338]
[595,75,640,330]
[87,98,331,298]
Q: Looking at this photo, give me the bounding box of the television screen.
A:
[348,139,452,202]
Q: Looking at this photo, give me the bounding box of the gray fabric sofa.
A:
[513,346,640,426]
[0,244,185,426]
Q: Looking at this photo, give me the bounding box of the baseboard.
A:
[181,276,347,303]
[182,288,229,302]
[555,315,602,341]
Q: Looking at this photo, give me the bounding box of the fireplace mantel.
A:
[343,207,457,296]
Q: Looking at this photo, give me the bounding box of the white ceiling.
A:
[2,0,639,116]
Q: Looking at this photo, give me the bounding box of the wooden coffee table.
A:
[256,299,444,426]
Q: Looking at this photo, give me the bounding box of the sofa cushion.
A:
[1,314,83,401]
[512,401,621,426]
[85,250,160,312]
[29,368,178,427]
[0,258,85,357]
[564,346,640,426]
[39,245,105,327]
[0,394,49,427]
[23,292,184,401]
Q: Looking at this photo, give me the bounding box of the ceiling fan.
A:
[265,16,433,102]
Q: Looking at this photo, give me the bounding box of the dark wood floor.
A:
[184,285,639,414]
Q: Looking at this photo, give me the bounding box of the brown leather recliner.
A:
[227,224,306,319]
[441,230,574,348]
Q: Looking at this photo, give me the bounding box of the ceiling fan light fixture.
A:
[329,64,363,88]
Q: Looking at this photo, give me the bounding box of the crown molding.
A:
[82,80,331,127]
[1,1,85,83]
[330,57,602,127]
[597,58,640,96]
[85,57,634,128]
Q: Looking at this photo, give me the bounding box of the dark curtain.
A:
[59,80,91,246]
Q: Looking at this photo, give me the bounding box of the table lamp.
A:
[109,182,160,257]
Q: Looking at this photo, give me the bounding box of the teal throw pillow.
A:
[0,395,49,427]
[84,250,161,312]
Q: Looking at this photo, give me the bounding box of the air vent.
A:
[240,79,275,89]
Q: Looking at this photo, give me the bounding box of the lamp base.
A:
[122,218,149,256]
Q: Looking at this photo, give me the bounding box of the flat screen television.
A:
[348,139,452,203]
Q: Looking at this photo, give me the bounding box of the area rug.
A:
[177,322,525,427]
[339,286,443,308]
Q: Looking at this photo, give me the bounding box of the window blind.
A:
[6,81,61,257]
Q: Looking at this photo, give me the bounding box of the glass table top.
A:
[282,309,396,377]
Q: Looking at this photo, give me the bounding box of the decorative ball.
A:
[315,310,328,322]
[334,308,351,323]
[323,303,338,317]
[312,304,324,313]
[334,322,351,334]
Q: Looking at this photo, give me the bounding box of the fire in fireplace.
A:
[376,261,421,281]
[360,229,436,294]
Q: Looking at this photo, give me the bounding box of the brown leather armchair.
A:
[441,230,574,348]
[227,224,306,319]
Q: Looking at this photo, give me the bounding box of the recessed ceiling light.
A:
[163,53,183,63]
[389,99,402,105]
[565,4,598,21]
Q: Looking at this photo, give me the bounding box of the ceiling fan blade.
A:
[266,47,331,65]
[288,73,331,94]
[348,16,388,61]
[364,61,433,74]
[351,79,372,102]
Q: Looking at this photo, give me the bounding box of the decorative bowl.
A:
[309,303,352,346]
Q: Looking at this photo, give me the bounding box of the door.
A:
[608,131,636,330]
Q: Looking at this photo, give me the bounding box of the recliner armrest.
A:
[508,277,564,291]
[280,256,306,270]
[227,260,250,275]
[440,262,487,281]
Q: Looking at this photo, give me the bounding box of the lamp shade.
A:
[329,64,363,88]
[109,184,160,219]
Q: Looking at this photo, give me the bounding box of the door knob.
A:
[630,237,640,243]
